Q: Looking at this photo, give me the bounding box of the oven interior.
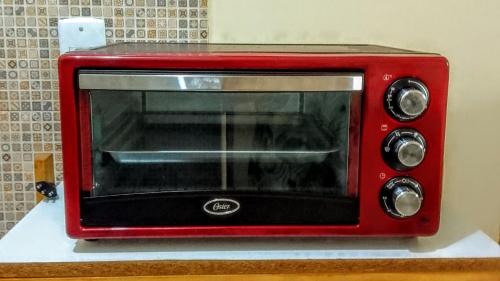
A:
[89,90,352,196]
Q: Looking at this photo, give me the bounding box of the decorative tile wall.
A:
[0,0,209,238]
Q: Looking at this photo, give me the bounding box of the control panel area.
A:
[381,78,430,219]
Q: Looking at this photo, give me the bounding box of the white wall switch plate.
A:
[58,18,105,54]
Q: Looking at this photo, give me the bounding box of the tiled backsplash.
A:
[0,0,209,237]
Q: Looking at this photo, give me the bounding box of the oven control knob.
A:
[383,128,426,170]
[385,78,429,121]
[380,177,423,218]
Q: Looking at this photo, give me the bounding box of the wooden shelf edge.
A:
[1,258,499,278]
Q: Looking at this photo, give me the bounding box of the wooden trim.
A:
[1,272,500,281]
[0,258,499,278]
[34,153,55,203]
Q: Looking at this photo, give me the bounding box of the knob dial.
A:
[383,128,426,170]
[385,78,429,121]
[380,177,423,218]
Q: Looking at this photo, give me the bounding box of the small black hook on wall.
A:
[35,181,58,201]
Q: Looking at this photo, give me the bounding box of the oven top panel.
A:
[66,43,435,56]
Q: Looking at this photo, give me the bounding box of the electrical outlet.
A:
[58,18,106,54]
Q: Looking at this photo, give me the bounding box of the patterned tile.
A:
[0,0,209,238]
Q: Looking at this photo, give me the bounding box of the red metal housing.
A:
[58,44,448,239]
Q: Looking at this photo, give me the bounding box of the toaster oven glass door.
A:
[79,72,362,226]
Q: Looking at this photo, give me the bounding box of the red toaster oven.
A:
[58,43,448,239]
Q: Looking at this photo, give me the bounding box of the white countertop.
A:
[0,184,499,263]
